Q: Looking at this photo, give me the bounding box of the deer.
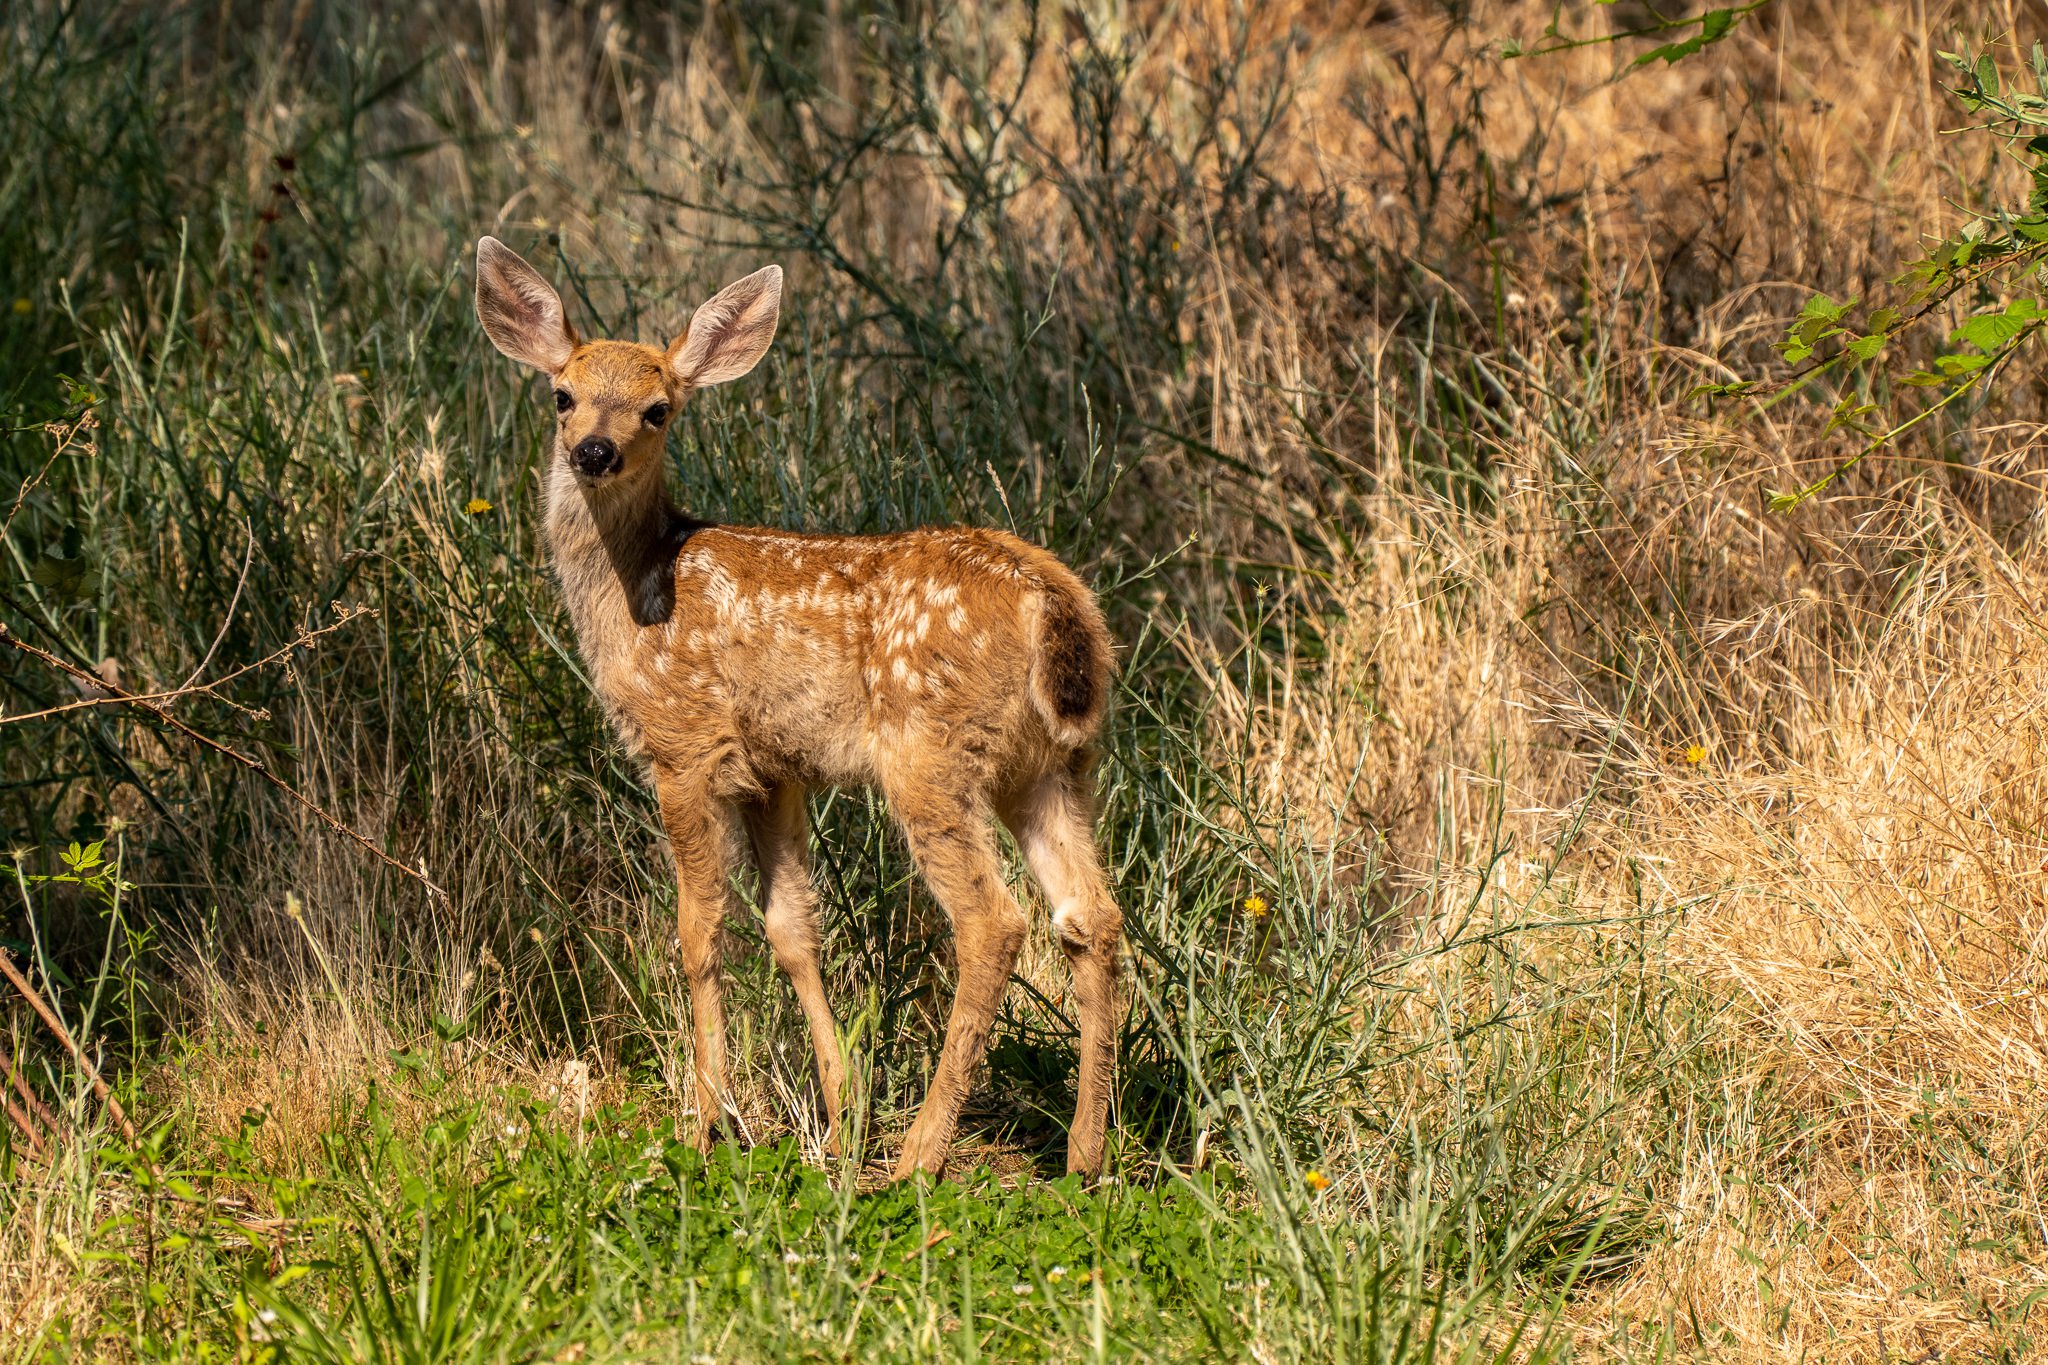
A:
[473,236,1123,1180]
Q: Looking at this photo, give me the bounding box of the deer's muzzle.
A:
[570,436,622,478]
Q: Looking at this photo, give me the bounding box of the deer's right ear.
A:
[474,236,577,373]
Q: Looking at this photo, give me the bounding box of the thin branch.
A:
[1769,322,2042,509]
[2,1090,48,1159]
[0,948,137,1147]
[4,1046,59,1135]
[1510,0,1772,61]
[1,1042,53,1158]
[0,621,446,900]
[0,412,96,547]
[0,606,366,726]
[175,516,255,695]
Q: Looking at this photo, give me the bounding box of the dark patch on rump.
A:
[1038,587,1100,721]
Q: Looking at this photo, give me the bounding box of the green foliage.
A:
[1776,293,1859,364]
[1625,5,1758,68]
[1502,1,1769,66]
[30,1073,1592,1362]
[1508,13,2048,511]
[1734,39,2048,508]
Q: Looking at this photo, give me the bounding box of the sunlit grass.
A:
[6,0,2048,1361]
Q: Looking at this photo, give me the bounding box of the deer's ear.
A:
[475,236,577,373]
[667,265,782,388]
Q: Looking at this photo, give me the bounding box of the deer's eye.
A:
[643,402,670,427]
[553,388,574,413]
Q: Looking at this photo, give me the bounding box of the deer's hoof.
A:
[891,1127,950,1182]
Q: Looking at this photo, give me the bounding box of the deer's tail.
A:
[1024,565,1114,751]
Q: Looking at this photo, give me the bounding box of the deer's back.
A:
[596,524,1106,798]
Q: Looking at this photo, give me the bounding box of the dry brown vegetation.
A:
[1211,2,2048,1356]
[8,0,2048,1359]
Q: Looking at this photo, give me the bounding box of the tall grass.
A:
[5,0,2048,1359]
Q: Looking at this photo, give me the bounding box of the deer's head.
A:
[474,236,782,486]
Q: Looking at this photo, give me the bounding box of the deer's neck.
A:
[542,464,698,668]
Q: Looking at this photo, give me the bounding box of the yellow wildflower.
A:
[11,298,31,316]
[1243,894,1268,919]
[1305,1169,1331,1194]
[465,497,494,516]
[1684,743,1707,766]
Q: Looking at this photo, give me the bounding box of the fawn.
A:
[473,237,1122,1179]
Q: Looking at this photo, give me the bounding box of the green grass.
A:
[66,1078,1291,1362]
[5,785,1735,1360]
[30,1054,1609,1363]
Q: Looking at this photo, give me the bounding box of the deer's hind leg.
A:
[1004,767,1122,1178]
[744,784,847,1155]
[886,776,1029,1181]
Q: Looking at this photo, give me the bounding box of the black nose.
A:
[571,437,620,477]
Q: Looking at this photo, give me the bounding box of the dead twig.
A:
[4,1047,59,1142]
[2,1092,48,1159]
[0,412,96,546]
[0,620,445,900]
[2,1046,51,1159]
[0,605,365,726]
[0,948,137,1148]
[173,515,256,696]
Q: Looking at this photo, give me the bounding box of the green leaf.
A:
[1795,293,1856,325]
[1631,7,1747,67]
[57,374,100,410]
[28,522,92,599]
[1951,297,2048,351]
[1826,399,1878,433]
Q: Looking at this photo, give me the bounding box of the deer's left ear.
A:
[667,265,783,388]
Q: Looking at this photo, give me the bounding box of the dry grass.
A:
[1190,6,2048,1356]
[10,0,2048,1359]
